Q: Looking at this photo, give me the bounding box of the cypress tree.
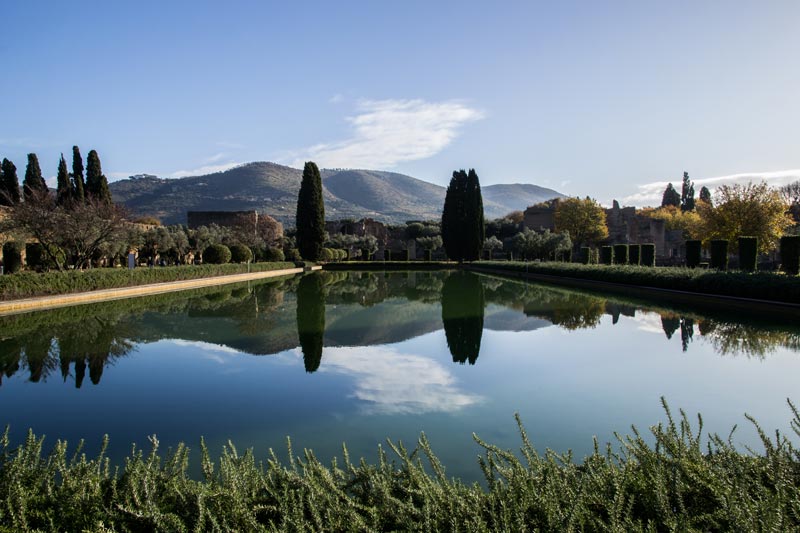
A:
[85,149,112,203]
[71,146,85,201]
[295,161,325,261]
[661,183,680,207]
[699,186,712,206]
[56,154,73,205]
[1,158,20,205]
[680,172,695,212]
[442,170,468,261]
[23,153,47,200]
[464,169,485,261]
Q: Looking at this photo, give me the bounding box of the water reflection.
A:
[0,271,799,388]
[441,272,484,365]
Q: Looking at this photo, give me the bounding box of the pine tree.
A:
[0,158,20,205]
[23,153,47,200]
[680,171,695,212]
[71,146,85,201]
[699,186,712,206]
[661,183,680,208]
[295,161,325,261]
[85,149,112,203]
[56,154,73,205]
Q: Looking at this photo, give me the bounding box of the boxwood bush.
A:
[229,244,253,264]
[641,244,656,267]
[710,240,729,271]
[203,244,232,264]
[781,235,800,275]
[628,244,641,266]
[613,244,629,265]
[600,246,613,265]
[685,240,701,268]
[2,242,24,274]
[738,236,757,272]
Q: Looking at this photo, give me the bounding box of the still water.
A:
[0,270,798,482]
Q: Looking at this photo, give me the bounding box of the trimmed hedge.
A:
[229,244,253,264]
[781,236,800,275]
[738,237,757,273]
[472,260,800,304]
[600,246,613,265]
[2,242,24,274]
[641,244,656,267]
[580,247,590,265]
[629,244,641,266]
[361,248,373,261]
[613,244,629,265]
[685,240,702,268]
[203,244,232,265]
[424,249,432,261]
[0,262,298,300]
[710,240,729,271]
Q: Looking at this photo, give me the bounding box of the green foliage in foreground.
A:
[475,261,800,304]
[0,262,297,300]
[1,401,800,531]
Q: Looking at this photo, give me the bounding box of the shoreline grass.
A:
[0,262,298,301]
[472,260,800,305]
[1,400,798,531]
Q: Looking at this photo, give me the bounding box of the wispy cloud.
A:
[329,93,344,104]
[623,169,800,207]
[319,345,482,415]
[285,98,485,169]
[168,160,243,178]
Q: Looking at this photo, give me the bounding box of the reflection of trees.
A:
[441,272,485,365]
[661,315,680,340]
[296,274,326,373]
[697,319,800,359]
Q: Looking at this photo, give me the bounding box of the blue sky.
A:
[2,1,799,206]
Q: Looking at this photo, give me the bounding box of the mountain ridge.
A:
[109,161,564,226]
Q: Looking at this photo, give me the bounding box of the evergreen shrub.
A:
[781,236,800,275]
[2,242,24,273]
[203,244,231,264]
[685,240,702,268]
[229,244,253,264]
[613,244,628,265]
[641,244,656,267]
[738,237,757,272]
[629,244,641,266]
[710,240,729,271]
[580,247,590,265]
[600,246,613,265]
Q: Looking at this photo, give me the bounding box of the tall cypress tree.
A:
[0,158,20,205]
[23,153,47,200]
[71,146,85,201]
[680,171,695,212]
[295,161,325,261]
[464,168,485,261]
[56,154,73,205]
[699,186,712,206]
[442,170,468,261]
[85,149,112,203]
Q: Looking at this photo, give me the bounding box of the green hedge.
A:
[738,237,758,272]
[0,262,297,300]
[613,244,628,265]
[628,244,641,266]
[710,240,729,271]
[641,244,656,267]
[472,260,800,304]
[580,247,590,265]
[424,249,432,261]
[600,246,613,265]
[2,242,24,274]
[1,403,799,531]
[685,240,702,268]
[229,244,253,264]
[781,236,800,275]
[323,261,455,271]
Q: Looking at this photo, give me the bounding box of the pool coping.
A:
[0,266,321,316]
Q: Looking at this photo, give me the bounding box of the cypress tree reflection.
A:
[296,274,326,373]
[441,272,485,365]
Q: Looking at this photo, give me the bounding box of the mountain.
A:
[109,162,564,226]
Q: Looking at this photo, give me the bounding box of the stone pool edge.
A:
[0,266,321,316]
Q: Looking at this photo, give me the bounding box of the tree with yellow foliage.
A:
[554,197,608,247]
[638,205,703,240]
[697,182,791,254]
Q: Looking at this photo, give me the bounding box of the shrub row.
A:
[473,260,800,304]
[0,262,297,301]
[0,403,798,531]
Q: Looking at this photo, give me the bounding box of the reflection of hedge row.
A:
[474,261,800,304]
[0,262,297,300]
[2,404,799,531]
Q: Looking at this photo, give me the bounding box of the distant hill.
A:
[109,162,564,226]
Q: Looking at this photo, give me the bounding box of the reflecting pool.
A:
[1,270,798,482]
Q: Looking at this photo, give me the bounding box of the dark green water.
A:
[1,270,798,482]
